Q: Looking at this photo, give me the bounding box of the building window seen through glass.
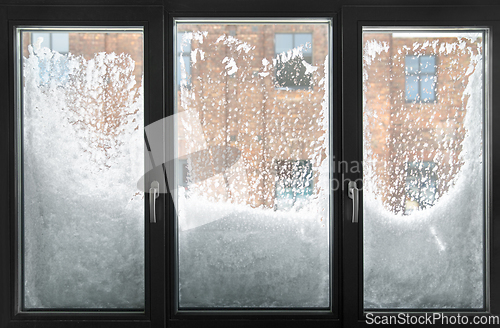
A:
[31,32,69,54]
[274,33,313,88]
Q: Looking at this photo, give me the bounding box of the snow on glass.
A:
[363,30,485,308]
[175,23,330,307]
[21,31,144,308]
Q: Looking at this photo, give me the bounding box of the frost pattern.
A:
[176,24,330,307]
[363,32,485,308]
[23,42,144,308]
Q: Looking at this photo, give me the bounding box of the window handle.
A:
[348,181,359,223]
[150,181,159,223]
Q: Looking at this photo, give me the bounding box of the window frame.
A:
[274,31,314,89]
[405,54,437,103]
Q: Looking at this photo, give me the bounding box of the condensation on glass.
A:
[17,27,145,309]
[362,27,487,309]
[174,20,331,308]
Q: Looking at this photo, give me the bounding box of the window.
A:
[31,32,69,54]
[177,158,189,190]
[274,159,314,210]
[274,33,313,88]
[174,19,331,310]
[361,26,488,312]
[30,32,71,85]
[405,161,438,214]
[405,55,437,102]
[2,3,500,328]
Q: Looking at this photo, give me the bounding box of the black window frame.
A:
[0,2,499,328]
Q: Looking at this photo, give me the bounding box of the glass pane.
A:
[405,55,419,73]
[420,55,436,74]
[295,33,313,54]
[18,28,145,309]
[177,32,192,87]
[275,33,293,53]
[175,20,331,308]
[363,28,486,309]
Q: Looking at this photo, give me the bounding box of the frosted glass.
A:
[405,76,419,101]
[275,33,293,54]
[175,21,331,308]
[363,28,486,309]
[420,74,436,102]
[20,29,145,309]
[420,55,436,74]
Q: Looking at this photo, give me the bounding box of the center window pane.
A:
[174,20,331,308]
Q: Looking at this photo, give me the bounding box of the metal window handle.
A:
[150,181,159,223]
[348,181,359,223]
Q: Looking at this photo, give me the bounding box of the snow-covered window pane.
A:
[405,161,438,214]
[19,28,145,309]
[175,20,331,308]
[363,28,486,309]
[177,32,192,88]
[32,32,69,54]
